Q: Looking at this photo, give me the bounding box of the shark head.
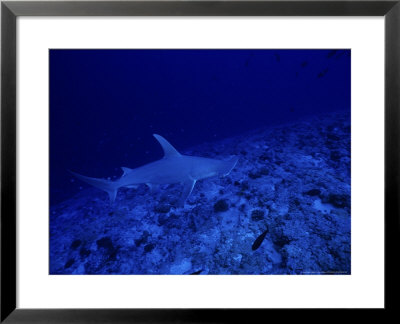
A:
[186,154,238,181]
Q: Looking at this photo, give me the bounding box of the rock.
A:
[248,171,261,179]
[214,199,229,212]
[232,254,242,267]
[327,133,340,141]
[305,189,321,196]
[70,239,82,250]
[158,214,169,226]
[270,225,292,247]
[144,243,155,253]
[327,193,350,208]
[79,247,91,258]
[64,258,75,269]
[280,244,317,274]
[251,209,265,221]
[261,149,275,161]
[330,150,342,162]
[190,269,203,275]
[240,181,249,191]
[96,237,114,251]
[249,167,269,179]
[239,203,246,212]
[170,258,192,274]
[72,264,85,274]
[108,249,119,261]
[135,231,150,247]
[154,204,171,213]
[96,237,119,261]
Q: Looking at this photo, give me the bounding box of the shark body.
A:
[70,134,238,206]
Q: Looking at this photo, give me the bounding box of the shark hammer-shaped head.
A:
[70,134,238,206]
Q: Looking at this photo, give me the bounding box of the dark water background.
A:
[50,49,350,206]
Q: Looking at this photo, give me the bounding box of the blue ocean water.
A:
[50,49,350,275]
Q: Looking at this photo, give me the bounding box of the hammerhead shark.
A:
[70,134,238,206]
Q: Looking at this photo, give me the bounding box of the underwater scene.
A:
[50,49,351,275]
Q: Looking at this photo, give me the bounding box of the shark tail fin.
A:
[69,170,119,203]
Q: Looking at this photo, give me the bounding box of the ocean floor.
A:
[50,110,351,275]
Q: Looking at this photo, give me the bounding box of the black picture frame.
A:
[1,0,399,322]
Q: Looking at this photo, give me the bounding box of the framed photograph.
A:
[1,0,398,322]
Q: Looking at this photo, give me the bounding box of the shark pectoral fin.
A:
[179,179,196,206]
[146,183,158,194]
[153,134,181,158]
[222,156,239,176]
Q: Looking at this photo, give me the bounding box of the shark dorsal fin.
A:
[153,134,181,158]
[121,167,132,176]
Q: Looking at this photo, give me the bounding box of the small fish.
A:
[317,68,329,78]
[190,269,203,275]
[327,50,338,58]
[301,61,308,68]
[252,226,269,251]
[335,51,346,60]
